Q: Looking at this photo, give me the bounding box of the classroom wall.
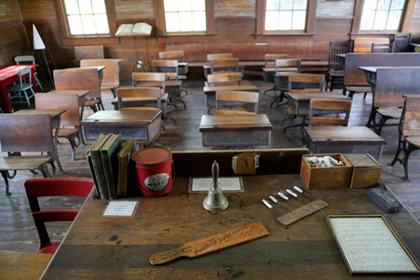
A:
[0,0,29,67]
[16,0,420,81]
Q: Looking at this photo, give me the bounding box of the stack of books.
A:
[87,134,137,199]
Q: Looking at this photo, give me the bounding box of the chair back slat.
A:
[309,99,352,126]
[117,87,162,109]
[211,58,239,73]
[54,68,101,98]
[0,114,53,153]
[159,50,185,61]
[35,93,80,126]
[288,73,325,92]
[14,55,36,65]
[80,59,121,87]
[132,72,166,89]
[275,59,301,73]
[402,95,420,137]
[206,73,242,86]
[207,53,233,62]
[216,91,259,114]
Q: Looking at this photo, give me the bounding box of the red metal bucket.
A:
[132,147,172,197]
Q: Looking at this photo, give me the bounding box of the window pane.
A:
[179,11,193,31]
[391,0,405,9]
[78,0,93,14]
[278,11,292,30]
[164,0,178,12]
[377,0,391,10]
[279,0,292,10]
[64,0,79,15]
[386,10,402,29]
[363,0,378,10]
[68,15,84,35]
[94,14,109,33]
[292,11,306,30]
[192,11,206,31]
[192,0,205,11]
[91,0,106,13]
[165,12,180,32]
[373,10,388,29]
[177,0,192,12]
[266,0,280,10]
[265,11,279,30]
[360,10,375,30]
[81,15,96,34]
[294,0,307,10]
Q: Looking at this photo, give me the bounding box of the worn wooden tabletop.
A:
[0,250,52,280]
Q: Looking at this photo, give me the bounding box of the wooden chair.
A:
[205,72,242,87]
[80,59,121,98]
[24,177,94,254]
[74,45,104,66]
[325,41,353,92]
[35,93,81,161]
[263,54,289,93]
[371,43,392,53]
[398,95,420,182]
[159,50,188,77]
[0,114,54,196]
[7,67,36,107]
[215,91,259,115]
[271,58,301,106]
[14,55,43,90]
[54,68,103,112]
[392,33,411,53]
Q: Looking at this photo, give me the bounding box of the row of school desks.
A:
[37,149,420,279]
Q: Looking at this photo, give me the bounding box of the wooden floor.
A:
[0,78,419,253]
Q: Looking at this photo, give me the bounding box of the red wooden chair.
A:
[24,177,94,254]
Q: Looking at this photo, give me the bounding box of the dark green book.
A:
[117,138,136,197]
[100,134,122,200]
[88,134,112,199]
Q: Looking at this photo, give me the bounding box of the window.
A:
[360,0,406,31]
[265,0,308,31]
[256,0,316,35]
[154,0,215,35]
[63,0,110,35]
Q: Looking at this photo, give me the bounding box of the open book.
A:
[115,22,153,37]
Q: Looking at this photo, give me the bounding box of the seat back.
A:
[207,53,233,62]
[0,114,53,153]
[328,41,352,71]
[132,72,166,89]
[392,33,411,53]
[402,95,420,137]
[309,99,352,126]
[80,59,121,87]
[206,72,242,86]
[14,55,36,65]
[264,54,289,67]
[35,93,80,127]
[159,50,185,61]
[117,87,162,109]
[275,59,301,73]
[74,46,105,61]
[211,58,239,73]
[54,68,101,99]
[151,60,179,80]
[24,177,94,252]
[371,43,392,53]
[288,73,325,92]
[216,91,259,114]
[16,67,32,88]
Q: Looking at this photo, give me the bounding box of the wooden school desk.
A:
[40,149,420,279]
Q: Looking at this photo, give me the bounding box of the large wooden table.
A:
[81,110,162,143]
[40,149,420,279]
[199,114,272,147]
[0,250,52,280]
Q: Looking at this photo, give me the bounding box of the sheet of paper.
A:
[103,201,139,217]
[329,217,418,272]
[190,177,243,192]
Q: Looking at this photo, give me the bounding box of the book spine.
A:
[101,151,117,200]
[90,150,109,199]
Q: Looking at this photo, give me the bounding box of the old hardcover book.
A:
[88,134,112,199]
[100,134,122,200]
[117,138,136,197]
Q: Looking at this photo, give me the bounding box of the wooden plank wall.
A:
[0,0,29,67]
[17,0,420,81]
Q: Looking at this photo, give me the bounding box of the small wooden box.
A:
[300,154,353,189]
[344,153,382,189]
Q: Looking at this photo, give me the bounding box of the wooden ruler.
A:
[149,222,269,265]
[277,199,328,226]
